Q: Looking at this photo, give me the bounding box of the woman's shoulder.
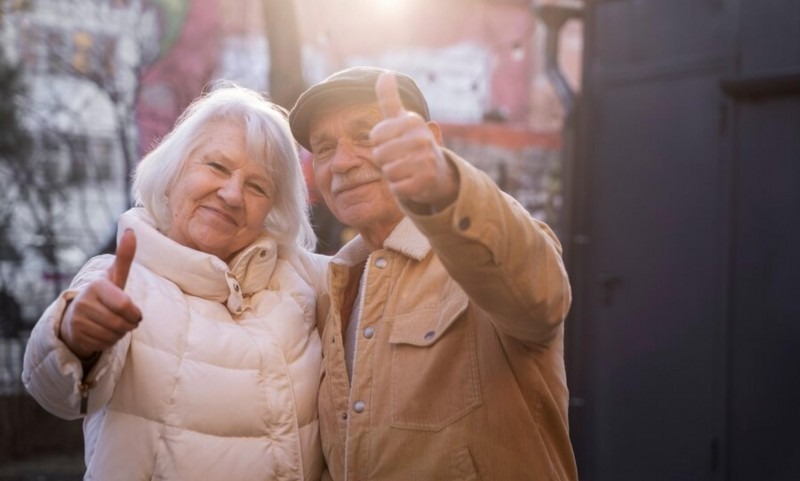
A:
[262,249,329,332]
[281,248,330,294]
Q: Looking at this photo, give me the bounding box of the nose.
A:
[217,176,244,207]
[330,140,364,174]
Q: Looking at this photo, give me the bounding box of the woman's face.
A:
[165,119,275,262]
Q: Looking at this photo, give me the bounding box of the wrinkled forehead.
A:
[308,100,383,142]
[182,116,271,171]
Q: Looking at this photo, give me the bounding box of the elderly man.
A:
[289,66,577,481]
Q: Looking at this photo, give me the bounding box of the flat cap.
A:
[289,66,430,152]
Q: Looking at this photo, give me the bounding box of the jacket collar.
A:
[333,217,431,267]
[118,208,278,315]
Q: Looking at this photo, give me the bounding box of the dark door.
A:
[570,1,800,480]
[722,1,800,479]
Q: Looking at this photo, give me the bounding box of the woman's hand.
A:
[59,229,142,360]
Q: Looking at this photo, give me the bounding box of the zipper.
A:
[79,381,92,415]
[78,350,101,416]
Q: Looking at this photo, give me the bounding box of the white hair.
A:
[133,82,316,252]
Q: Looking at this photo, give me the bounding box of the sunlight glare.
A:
[375,0,403,13]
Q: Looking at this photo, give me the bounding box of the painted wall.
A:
[136,0,222,155]
[134,0,582,235]
[136,0,583,151]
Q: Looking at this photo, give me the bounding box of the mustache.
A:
[331,169,384,194]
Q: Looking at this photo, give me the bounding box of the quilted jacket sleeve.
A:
[406,150,572,347]
[291,250,330,300]
[22,255,132,420]
[289,250,331,335]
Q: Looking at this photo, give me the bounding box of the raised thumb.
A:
[110,228,136,289]
[375,72,406,119]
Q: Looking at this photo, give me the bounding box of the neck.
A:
[358,217,402,251]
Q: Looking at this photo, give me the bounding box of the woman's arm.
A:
[22,235,141,419]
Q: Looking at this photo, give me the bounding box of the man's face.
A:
[308,102,403,238]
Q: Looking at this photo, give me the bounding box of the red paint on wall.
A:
[136,0,223,156]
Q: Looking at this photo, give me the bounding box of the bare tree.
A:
[0,0,163,317]
[0,44,31,336]
[262,0,306,108]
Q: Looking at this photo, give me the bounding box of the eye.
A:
[247,182,270,197]
[312,142,335,162]
[355,131,372,147]
[207,161,228,173]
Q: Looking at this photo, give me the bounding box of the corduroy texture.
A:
[317,150,578,481]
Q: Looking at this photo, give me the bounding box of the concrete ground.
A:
[0,453,84,481]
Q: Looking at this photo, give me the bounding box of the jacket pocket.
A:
[388,291,481,431]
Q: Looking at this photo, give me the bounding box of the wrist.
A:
[80,350,102,377]
[58,303,94,360]
[431,161,460,213]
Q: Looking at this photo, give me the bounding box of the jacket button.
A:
[424,330,435,340]
[363,327,374,339]
[458,216,471,230]
[374,257,388,269]
[233,283,240,292]
[259,249,267,258]
[353,400,366,413]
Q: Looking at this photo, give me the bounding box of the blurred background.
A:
[0,0,797,480]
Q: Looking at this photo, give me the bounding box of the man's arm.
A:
[406,151,571,346]
[369,72,570,346]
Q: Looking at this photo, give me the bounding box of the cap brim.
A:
[289,71,430,152]
[289,82,380,152]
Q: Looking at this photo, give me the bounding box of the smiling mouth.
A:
[333,180,377,196]
[201,205,238,225]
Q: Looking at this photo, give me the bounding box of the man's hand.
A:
[59,229,142,360]
[370,73,458,212]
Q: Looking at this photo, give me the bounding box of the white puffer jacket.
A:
[22,208,328,481]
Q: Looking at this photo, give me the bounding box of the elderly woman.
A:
[22,84,327,481]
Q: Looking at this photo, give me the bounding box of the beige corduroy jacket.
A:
[318,152,578,481]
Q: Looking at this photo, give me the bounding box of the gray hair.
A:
[133,82,316,252]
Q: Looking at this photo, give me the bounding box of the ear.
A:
[426,120,444,146]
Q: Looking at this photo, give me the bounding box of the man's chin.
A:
[334,204,374,227]
[335,201,403,229]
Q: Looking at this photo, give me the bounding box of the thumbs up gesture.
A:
[369,73,458,212]
[59,229,142,360]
